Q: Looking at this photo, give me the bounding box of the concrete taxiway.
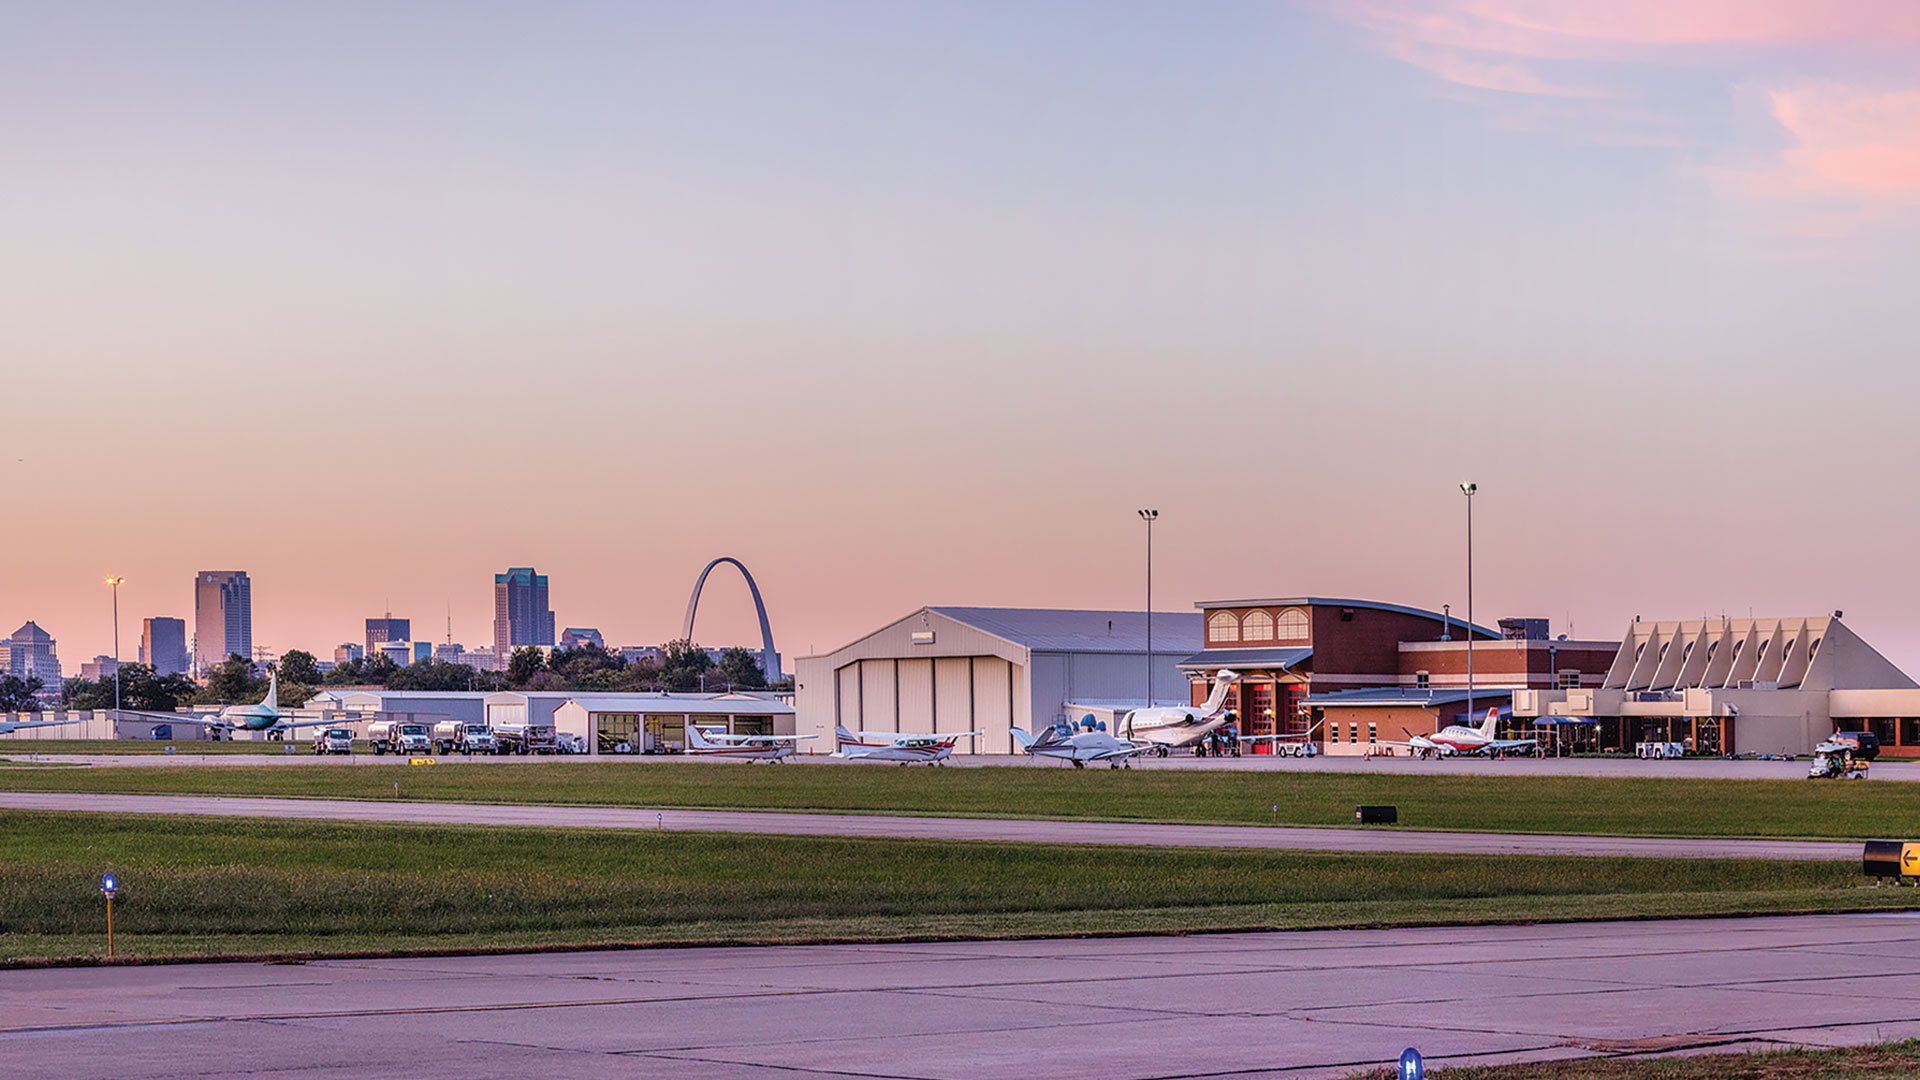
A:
[0,791,1859,860]
[7,914,1920,1079]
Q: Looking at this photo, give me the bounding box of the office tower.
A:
[334,643,364,665]
[6,621,63,689]
[493,567,554,660]
[365,616,410,656]
[559,627,604,650]
[141,617,189,676]
[193,571,253,675]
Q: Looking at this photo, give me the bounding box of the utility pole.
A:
[1460,482,1477,725]
[1138,509,1158,709]
[105,577,125,713]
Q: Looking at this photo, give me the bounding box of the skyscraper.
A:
[365,616,410,656]
[194,570,252,675]
[6,621,62,690]
[493,567,554,660]
[140,617,189,676]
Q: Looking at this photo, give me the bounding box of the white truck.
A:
[433,721,498,755]
[311,727,355,756]
[493,721,558,755]
[366,719,435,756]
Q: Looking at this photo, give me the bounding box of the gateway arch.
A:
[681,557,780,682]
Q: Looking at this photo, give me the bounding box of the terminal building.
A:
[1514,613,1920,755]
[1179,597,1619,754]
[794,607,1203,753]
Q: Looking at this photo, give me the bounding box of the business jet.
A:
[1387,708,1536,758]
[833,726,981,764]
[124,670,338,739]
[1120,670,1242,755]
[1011,720,1150,769]
[685,724,816,761]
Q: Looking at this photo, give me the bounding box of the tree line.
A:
[42,641,779,712]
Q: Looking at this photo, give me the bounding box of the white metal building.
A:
[553,693,795,755]
[794,607,1202,754]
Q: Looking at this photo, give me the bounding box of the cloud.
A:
[1334,1,1920,211]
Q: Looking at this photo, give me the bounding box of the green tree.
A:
[717,647,768,690]
[0,673,44,712]
[198,654,266,705]
[323,657,365,686]
[506,646,548,687]
[279,649,322,685]
[388,660,502,692]
[659,640,713,692]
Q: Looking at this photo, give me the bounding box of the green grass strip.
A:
[2,760,1920,840]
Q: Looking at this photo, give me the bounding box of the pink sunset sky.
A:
[4,1,1918,672]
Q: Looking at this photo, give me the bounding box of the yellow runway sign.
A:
[408,758,435,766]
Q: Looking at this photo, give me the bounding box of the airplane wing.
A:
[118,712,225,728]
[0,716,89,734]
[1087,741,1152,759]
[1482,738,1537,752]
[272,717,356,731]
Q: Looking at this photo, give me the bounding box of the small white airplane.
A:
[1121,670,1242,755]
[833,726,981,764]
[1386,708,1535,758]
[126,670,336,739]
[1011,720,1150,769]
[685,724,816,761]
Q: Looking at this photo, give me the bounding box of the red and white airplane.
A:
[685,724,815,761]
[1387,708,1535,758]
[832,726,980,764]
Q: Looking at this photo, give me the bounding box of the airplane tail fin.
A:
[1478,707,1499,739]
[1201,670,1240,715]
[1010,727,1035,750]
[263,668,278,711]
[686,724,717,749]
[834,725,856,752]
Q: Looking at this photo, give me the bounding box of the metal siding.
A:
[934,657,971,737]
[897,658,934,732]
[836,664,862,729]
[860,659,896,730]
[1029,652,1070,733]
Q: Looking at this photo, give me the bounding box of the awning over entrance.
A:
[1177,647,1311,672]
[1304,687,1495,708]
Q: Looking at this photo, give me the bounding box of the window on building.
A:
[1242,610,1274,641]
[1809,637,1822,659]
[1328,721,1339,743]
[1348,721,1358,743]
[1557,670,1581,689]
[1276,609,1309,640]
[1415,671,1430,689]
[1367,721,1377,744]
[1208,611,1241,644]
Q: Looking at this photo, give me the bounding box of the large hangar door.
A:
[971,657,1014,753]
[836,665,861,728]
[860,660,897,731]
[934,658,971,737]
[897,660,934,731]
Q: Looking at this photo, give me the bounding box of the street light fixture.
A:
[104,577,125,715]
[1138,509,1158,710]
[1458,483,1476,725]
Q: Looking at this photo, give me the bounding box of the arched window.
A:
[1276,608,1309,640]
[1207,611,1241,644]
[1242,610,1274,641]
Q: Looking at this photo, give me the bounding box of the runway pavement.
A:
[3,748,1907,781]
[0,791,1860,860]
[7,914,1920,1079]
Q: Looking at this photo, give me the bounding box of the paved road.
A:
[8,914,1920,1079]
[0,791,1860,860]
[2,748,1906,780]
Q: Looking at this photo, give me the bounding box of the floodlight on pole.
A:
[1458,483,1476,725]
[105,577,125,715]
[1138,510,1158,711]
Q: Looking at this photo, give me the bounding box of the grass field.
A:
[1,760,1918,840]
[0,810,1913,964]
[1347,1042,1920,1078]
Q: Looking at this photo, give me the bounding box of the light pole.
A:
[1138,509,1158,710]
[105,576,125,714]
[1458,483,1476,726]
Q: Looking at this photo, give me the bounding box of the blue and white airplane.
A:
[1011,719,1150,769]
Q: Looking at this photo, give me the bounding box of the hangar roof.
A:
[556,694,792,716]
[929,607,1201,655]
[1177,647,1312,671]
[1305,687,1508,707]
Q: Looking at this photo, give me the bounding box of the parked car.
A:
[312,728,354,755]
[1829,730,1882,760]
[555,732,588,754]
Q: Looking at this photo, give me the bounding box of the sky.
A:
[4,1,1918,673]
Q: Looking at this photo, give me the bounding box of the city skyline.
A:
[4,2,1917,671]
